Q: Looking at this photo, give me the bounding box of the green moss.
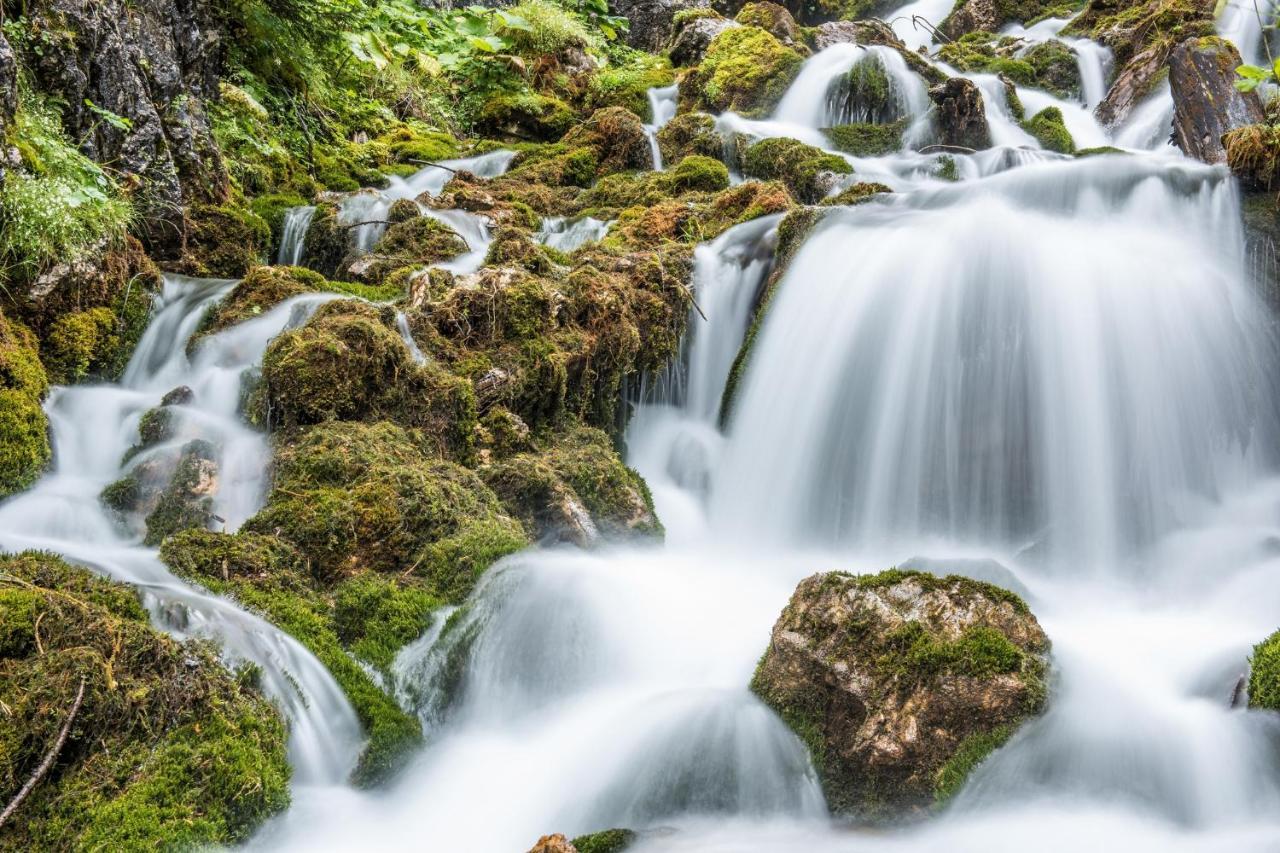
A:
[0,311,51,498]
[486,227,559,273]
[685,27,805,117]
[417,517,529,603]
[40,307,116,385]
[587,52,676,120]
[572,828,639,853]
[1075,145,1128,157]
[250,192,311,246]
[376,125,462,166]
[477,92,576,142]
[1021,106,1075,154]
[657,112,724,165]
[824,121,907,157]
[1226,124,1280,190]
[934,724,1016,803]
[333,575,441,671]
[669,155,731,193]
[822,182,893,206]
[358,216,468,284]
[183,202,273,278]
[742,137,852,203]
[143,440,217,546]
[850,568,1031,614]
[1249,628,1280,710]
[0,552,289,848]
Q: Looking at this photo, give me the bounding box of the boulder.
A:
[942,0,1002,39]
[1169,36,1264,164]
[752,569,1050,818]
[528,835,578,853]
[1094,44,1168,128]
[734,2,801,45]
[929,77,993,151]
[611,0,713,53]
[669,14,741,66]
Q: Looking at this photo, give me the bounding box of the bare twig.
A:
[407,161,459,173]
[918,143,978,154]
[0,678,87,828]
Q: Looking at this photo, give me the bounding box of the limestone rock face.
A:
[23,0,229,241]
[611,0,713,53]
[929,77,993,151]
[751,569,1050,818]
[1169,36,1264,164]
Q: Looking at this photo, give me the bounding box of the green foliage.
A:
[824,121,907,157]
[503,0,599,57]
[0,94,132,284]
[1249,628,1280,711]
[684,26,805,117]
[1021,106,1075,154]
[573,828,638,853]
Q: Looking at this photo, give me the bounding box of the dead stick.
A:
[0,677,87,828]
[408,161,459,173]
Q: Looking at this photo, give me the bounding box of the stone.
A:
[610,0,713,53]
[1169,36,1264,164]
[161,385,195,407]
[1095,44,1168,128]
[929,77,993,151]
[942,0,1002,39]
[669,15,741,67]
[528,834,578,853]
[752,569,1050,818]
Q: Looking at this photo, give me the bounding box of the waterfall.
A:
[0,274,364,784]
[536,216,612,252]
[278,205,317,266]
[395,311,428,365]
[644,84,680,170]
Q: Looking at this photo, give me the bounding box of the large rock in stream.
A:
[612,0,714,54]
[752,569,1050,818]
[929,77,993,151]
[1169,36,1263,164]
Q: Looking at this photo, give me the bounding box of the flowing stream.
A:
[8,11,1280,852]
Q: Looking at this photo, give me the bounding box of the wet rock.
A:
[812,20,862,49]
[528,835,578,853]
[735,1,801,46]
[929,77,993,151]
[1094,44,1168,128]
[161,385,194,407]
[611,0,712,53]
[1169,36,1263,164]
[942,0,1002,38]
[752,568,1050,818]
[23,0,228,250]
[668,14,741,66]
[657,112,726,163]
[143,439,219,545]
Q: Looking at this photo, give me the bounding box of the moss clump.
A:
[1075,145,1128,157]
[849,567,1031,614]
[483,424,662,543]
[477,92,576,142]
[1022,106,1075,154]
[333,574,441,671]
[1249,628,1280,710]
[1064,0,1211,68]
[669,155,731,193]
[683,27,805,117]
[935,31,1080,97]
[0,310,51,498]
[486,227,559,273]
[586,53,676,120]
[142,440,218,546]
[1225,124,1280,191]
[742,137,852,203]
[41,307,119,385]
[657,112,724,165]
[735,1,800,43]
[572,828,638,853]
[244,420,524,584]
[300,203,351,279]
[258,302,477,457]
[934,724,1016,803]
[0,552,290,848]
[158,530,427,786]
[357,216,468,284]
[823,182,893,206]
[181,202,273,279]
[824,121,907,157]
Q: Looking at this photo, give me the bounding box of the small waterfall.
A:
[536,216,612,252]
[277,205,317,266]
[713,157,1279,569]
[1218,0,1278,67]
[0,274,365,785]
[1001,19,1115,109]
[395,311,428,364]
[643,84,679,170]
[1113,81,1176,150]
[339,150,515,255]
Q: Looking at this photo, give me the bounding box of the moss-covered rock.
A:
[258,301,477,457]
[1225,124,1280,191]
[477,92,576,142]
[824,121,907,157]
[1249,627,1280,710]
[0,310,50,498]
[734,2,801,45]
[0,551,290,848]
[586,53,676,120]
[751,568,1049,818]
[742,137,852,203]
[561,107,654,176]
[353,216,468,284]
[657,112,725,164]
[571,828,638,853]
[681,26,805,117]
[1022,106,1075,153]
[943,0,1084,40]
[180,202,272,279]
[142,439,219,546]
[300,203,352,279]
[483,424,662,545]
[822,181,893,206]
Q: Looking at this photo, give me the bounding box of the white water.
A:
[394,311,428,364]
[0,274,365,785]
[277,205,316,266]
[1002,18,1115,110]
[644,84,680,170]
[536,215,612,252]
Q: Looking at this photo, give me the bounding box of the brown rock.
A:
[669,15,741,66]
[942,0,1001,39]
[528,834,578,853]
[1095,43,1169,128]
[1169,36,1264,163]
[751,569,1050,818]
[929,77,993,151]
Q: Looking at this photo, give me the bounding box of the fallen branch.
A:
[408,160,459,173]
[341,220,393,230]
[0,677,87,829]
[918,144,978,155]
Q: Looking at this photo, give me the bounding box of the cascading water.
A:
[0,274,365,785]
[277,205,317,266]
[536,215,612,252]
[644,84,680,170]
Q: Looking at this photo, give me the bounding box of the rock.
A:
[161,385,195,407]
[1022,106,1075,154]
[812,18,899,50]
[0,31,16,153]
[752,568,1050,817]
[735,1,801,46]
[901,556,1034,603]
[929,77,993,151]
[143,439,219,545]
[669,14,741,67]
[23,0,229,250]
[1094,44,1168,128]
[611,0,712,53]
[741,137,852,203]
[657,112,725,163]
[528,835,578,853]
[942,0,1002,39]
[1169,36,1263,164]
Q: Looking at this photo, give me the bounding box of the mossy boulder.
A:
[734,2,801,45]
[571,828,638,852]
[1168,36,1264,164]
[1021,106,1075,153]
[751,568,1049,818]
[193,266,322,343]
[937,33,1080,98]
[681,26,805,117]
[824,121,907,157]
[657,112,725,164]
[352,216,468,284]
[562,107,654,176]
[943,0,1082,40]
[0,552,290,848]
[142,440,219,546]
[300,203,351,279]
[573,154,729,216]
[243,420,525,586]
[258,301,477,458]
[585,54,676,120]
[159,529,433,785]
[483,424,663,546]
[180,202,272,279]
[1250,627,1280,710]
[477,92,576,142]
[741,137,852,203]
[929,77,993,151]
[822,181,893,206]
[0,310,51,498]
